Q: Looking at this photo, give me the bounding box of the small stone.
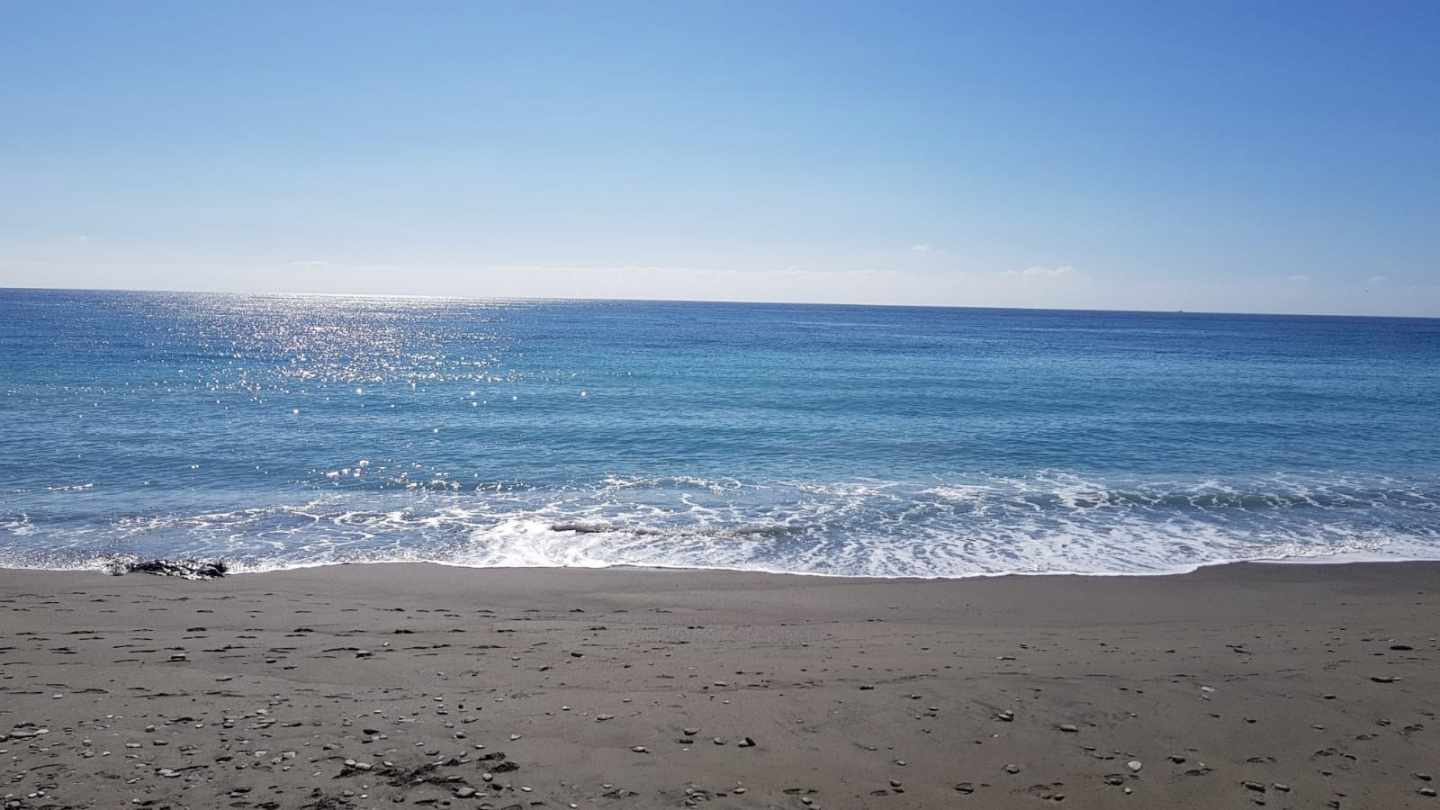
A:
[1058,724,1079,733]
[455,787,477,798]
[1127,760,1143,772]
[1243,781,1266,793]
[1004,764,1022,774]
[996,710,1014,722]
[1371,675,1398,683]
[631,745,649,753]
[737,737,757,748]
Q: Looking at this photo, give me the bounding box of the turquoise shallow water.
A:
[2,288,1438,576]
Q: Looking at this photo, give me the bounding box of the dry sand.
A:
[1,561,1437,809]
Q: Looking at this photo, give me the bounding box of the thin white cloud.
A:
[1012,265,1076,278]
[1286,274,1311,282]
[910,243,934,253]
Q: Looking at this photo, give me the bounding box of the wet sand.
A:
[1,561,1438,809]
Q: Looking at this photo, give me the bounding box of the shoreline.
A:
[3,546,1432,583]
[3,560,1438,808]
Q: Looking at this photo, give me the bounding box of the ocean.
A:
[2,288,1437,577]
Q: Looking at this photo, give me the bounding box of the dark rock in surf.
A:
[104,556,229,579]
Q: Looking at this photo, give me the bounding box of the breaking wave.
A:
[2,471,1437,578]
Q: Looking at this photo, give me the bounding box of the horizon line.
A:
[1,283,1436,322]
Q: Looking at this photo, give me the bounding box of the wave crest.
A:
[2,472,1437,578]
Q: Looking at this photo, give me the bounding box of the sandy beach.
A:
[0,562,1436,809]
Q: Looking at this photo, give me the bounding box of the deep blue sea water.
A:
[2,288,1438,577]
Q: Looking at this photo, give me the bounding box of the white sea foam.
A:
[2,472,1438,578]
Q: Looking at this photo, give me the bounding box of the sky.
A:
[1,1,1438,315]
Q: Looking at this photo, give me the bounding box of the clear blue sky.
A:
[2,1,1437,315]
